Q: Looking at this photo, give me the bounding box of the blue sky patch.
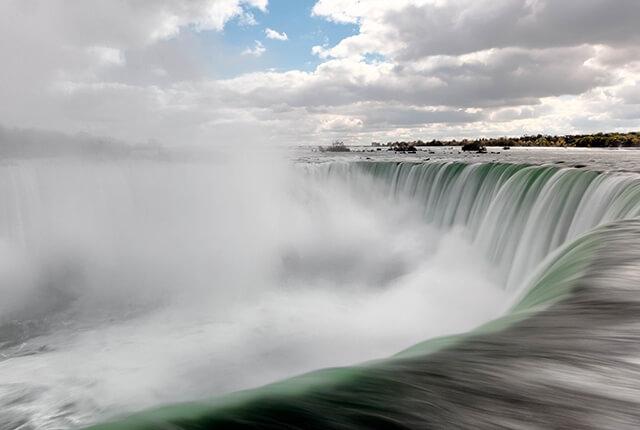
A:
[200,0,358,78]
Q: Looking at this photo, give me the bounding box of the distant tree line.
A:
[372,132,640,149]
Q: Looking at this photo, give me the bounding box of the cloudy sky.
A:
[1,0,639,146]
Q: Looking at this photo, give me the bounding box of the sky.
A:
[0,0,639,147]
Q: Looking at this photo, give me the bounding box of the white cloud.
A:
[311,45,331,59]
[1,0,639,148]
[317,115,363,132]
[87,46,125,67]
[265,28,288,41]
[242,40,266,57]
[311,0,421,24]
[0,1,269,49]
[238,11,258,26]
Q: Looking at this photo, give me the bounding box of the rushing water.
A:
[2,150,640,429]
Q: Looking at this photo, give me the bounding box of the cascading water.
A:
[105,218,640,430]
[0,156,505,428]
[3,155,640,429]
[318,161,640,289]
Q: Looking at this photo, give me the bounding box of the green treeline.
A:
[373,132,640,149]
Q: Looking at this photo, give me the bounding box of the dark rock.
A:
[461,142,481,151]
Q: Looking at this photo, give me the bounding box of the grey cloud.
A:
[3,0,261,49]
[229,46,610,110]
[617,83,640,105]
[360,106,484,127]
[411,46,613,106]
[387,0,640,60]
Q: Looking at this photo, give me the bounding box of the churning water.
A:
[3,148,640,429]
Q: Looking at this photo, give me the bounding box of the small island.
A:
[318,140,351,152]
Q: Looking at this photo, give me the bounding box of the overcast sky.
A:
[1,0,639,146]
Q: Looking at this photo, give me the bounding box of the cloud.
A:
[265,28,288,41]
[311,45,332,59]
[87,46,126,67]
[0,0,269,51]
[311,0,415,24]
[0,0,639,147]
[316,0,640,61]
[0,0,275,144]
[386,0,640,59]
[238,11,258,26]
[617,83,640,105]
[218,46,612,110]
[316,115,363,132]
[242,40,266,57]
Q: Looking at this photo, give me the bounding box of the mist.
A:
[0,150,507,427]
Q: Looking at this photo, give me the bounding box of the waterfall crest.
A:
[315,161,640,289]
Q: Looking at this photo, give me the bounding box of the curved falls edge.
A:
[87,161,640,429]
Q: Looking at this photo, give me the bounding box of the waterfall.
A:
[86,162,640,430]
[87,218,640,430]
[5,158,640,430]
[313,161,640,289]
